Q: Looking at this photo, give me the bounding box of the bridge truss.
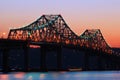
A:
[8,15,118,55]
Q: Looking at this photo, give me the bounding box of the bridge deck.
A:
[0,39,120,73]
[0,39,28,49]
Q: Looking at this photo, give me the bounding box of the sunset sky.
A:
[0,0,120,47]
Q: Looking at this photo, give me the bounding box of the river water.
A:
[0,71,120,80]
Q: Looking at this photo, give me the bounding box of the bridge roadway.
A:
[0,39,120,73]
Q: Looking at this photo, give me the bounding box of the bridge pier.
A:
[2,48,9,73]
[24,46,29,72]
[57,44,62,71]
[40,45,47,71]
[84,50,89,71]
[97,55,104,70]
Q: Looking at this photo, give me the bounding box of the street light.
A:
[3,32,6,35]
[1,32,6,38]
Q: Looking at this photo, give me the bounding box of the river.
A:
[0,71,120,80]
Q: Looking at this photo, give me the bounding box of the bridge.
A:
[0,15,120,72]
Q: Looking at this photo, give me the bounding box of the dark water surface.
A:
[0,71,120,80]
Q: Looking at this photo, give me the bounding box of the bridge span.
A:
[0,15,120,73]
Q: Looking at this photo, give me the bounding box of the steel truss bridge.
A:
[8,14,119,55]
[0,14,119,72]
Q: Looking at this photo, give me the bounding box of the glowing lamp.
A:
[3,32,6,35]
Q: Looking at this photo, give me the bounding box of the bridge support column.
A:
[2,48,9,73]
[97,55,103,70]
[40,45,47,71]
[84,50,89,71]
[57,44,62,71]
[24,46,29,72]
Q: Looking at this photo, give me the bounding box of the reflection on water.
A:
[0,71,120,80]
